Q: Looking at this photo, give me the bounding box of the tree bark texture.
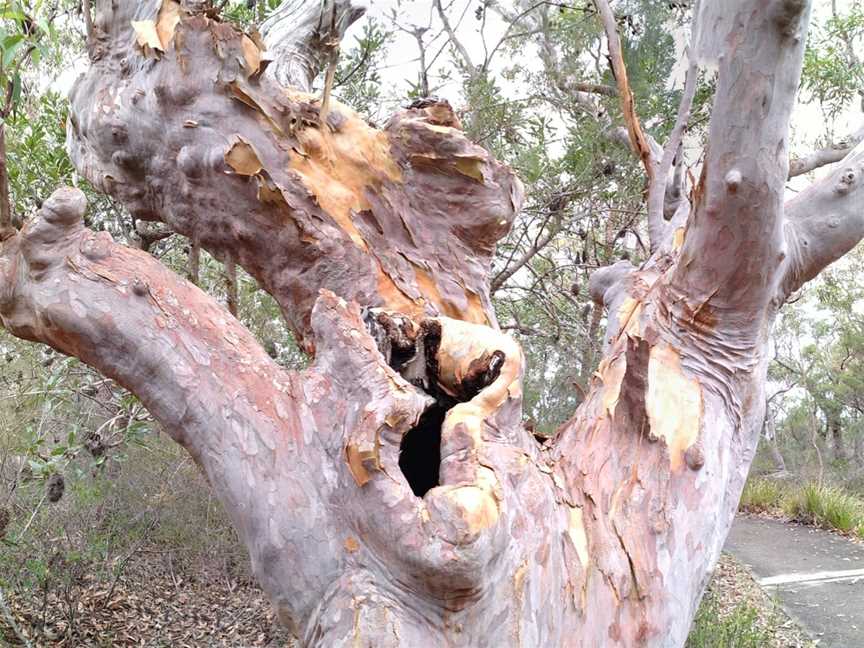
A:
[3,1,863,646]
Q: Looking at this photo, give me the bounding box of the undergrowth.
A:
[740,477,864,539]
[686,595,771,648]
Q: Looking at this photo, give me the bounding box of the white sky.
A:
[345,0,861,164]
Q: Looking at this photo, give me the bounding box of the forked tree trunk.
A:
[2,1,864,646]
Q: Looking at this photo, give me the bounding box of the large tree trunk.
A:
[3,1,864,646]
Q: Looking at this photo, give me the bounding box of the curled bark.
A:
[592,0,656,181]
[68,1,522,351]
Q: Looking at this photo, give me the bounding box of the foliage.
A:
[783,482,864,537]
[738,476,864,540]
[802,1,864,118]
[768,244,864,487]
[334,19,393,123]
[739,478,786,514]
[686,596,771,648]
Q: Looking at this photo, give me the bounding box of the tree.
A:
[771,244,864,471]
[1,0,862,645]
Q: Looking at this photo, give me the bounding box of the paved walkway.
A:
[725,516,864,647]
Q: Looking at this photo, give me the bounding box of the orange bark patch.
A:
[225,137,263,176]
[287,97,401,252]
[345,442,378,487]
[645,343,703,470]
[131,0,181,53]
[344,536,360,553]
[599,352,627,418]
[240,35,262,76]
[413,267,489,324]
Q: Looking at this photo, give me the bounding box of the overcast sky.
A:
[345,0,861,164]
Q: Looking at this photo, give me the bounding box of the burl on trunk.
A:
[2,0,863,646]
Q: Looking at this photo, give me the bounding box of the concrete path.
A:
[725,516,864,647]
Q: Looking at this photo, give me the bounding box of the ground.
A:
[0,546,809,647]
[1,555,295,647]
[725,515,864,648]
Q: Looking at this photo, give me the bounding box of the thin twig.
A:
[15,492,47,542]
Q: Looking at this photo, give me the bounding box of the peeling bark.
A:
[68,0,521,351]
[4,1,859,646]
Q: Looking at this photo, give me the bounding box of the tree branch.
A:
[591,0,655,182]
[788,125,864,178]
[433,0,477,80]
[82,0,94,49]
[781,139,864,296]
[260,0,366,92]
[669,0,812,317]
[0,188,295,509]
[645,54,698,251]
[69,7,521,349]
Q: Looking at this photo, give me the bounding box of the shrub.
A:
[785,482,864,534]
[739,478,785,513]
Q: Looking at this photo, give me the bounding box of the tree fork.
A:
[7,0,864,646]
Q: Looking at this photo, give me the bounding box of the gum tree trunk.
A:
[2,1,863,646]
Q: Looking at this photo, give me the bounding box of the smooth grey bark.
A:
[260,0,366,92]
[789,125,864,178]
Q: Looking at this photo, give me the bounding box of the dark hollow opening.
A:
[399,403,447,497]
